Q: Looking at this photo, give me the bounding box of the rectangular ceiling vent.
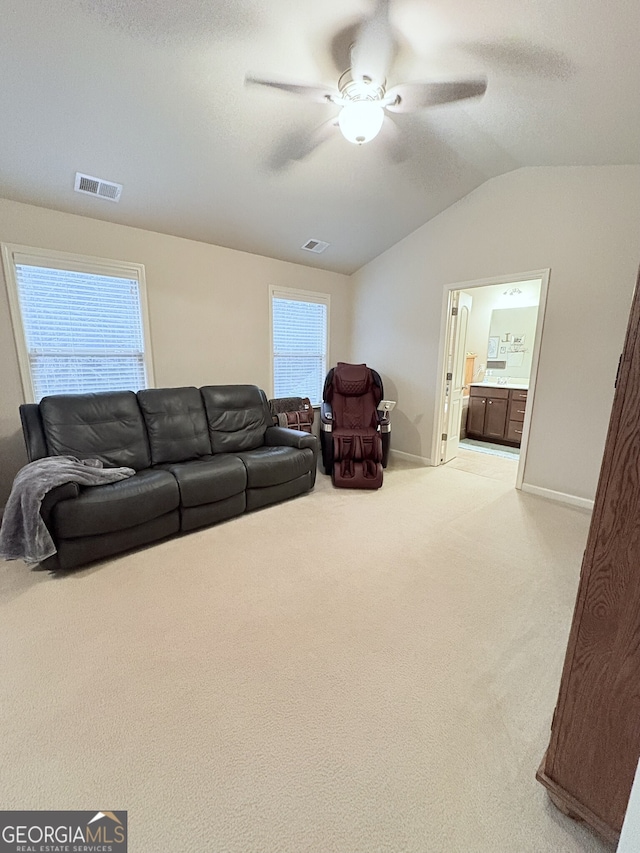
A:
[74,172,123,203]
[301,239,329,254]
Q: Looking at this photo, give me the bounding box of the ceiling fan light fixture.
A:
[338,100,385,145]
[247,3,489,160]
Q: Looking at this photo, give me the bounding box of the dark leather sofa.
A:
[19,384,318,571]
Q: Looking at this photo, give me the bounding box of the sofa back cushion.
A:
[39,391,151,470]
[200,385,269,453]
[137,387,211,464]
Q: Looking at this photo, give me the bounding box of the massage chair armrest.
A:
[264,426,318,451]
[321,402,333,431]
[377,411,391,433]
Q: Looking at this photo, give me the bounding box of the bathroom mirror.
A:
[487,306,538,379]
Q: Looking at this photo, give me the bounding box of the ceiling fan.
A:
[246,0,487,157]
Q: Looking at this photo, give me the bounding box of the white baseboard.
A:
[520,482,594,511]
[390,449,432,467]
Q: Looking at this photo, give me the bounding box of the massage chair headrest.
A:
[333,362,373,396]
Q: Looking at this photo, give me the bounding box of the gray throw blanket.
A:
[0,456,135,565]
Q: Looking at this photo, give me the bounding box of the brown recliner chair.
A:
[320,362,390,489]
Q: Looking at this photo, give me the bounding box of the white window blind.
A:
[3,246,152,402]
[271,290,329,406]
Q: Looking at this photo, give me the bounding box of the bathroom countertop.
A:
[469,381,529,391]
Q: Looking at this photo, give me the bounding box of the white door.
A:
[442,291,472,463]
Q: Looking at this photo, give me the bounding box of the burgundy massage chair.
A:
[320,362,391,489]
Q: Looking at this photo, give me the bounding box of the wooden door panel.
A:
[538,268,640,841]
[547,309,640,829]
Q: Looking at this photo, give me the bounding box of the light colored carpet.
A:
[447,447,518,484]
[0,460,614,853]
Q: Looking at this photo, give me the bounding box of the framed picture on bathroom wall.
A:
[487,336,499,359]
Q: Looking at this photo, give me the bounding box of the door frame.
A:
[431,269,551,490]
[442,290,473,464]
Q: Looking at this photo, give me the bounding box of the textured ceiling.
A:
[0,0,638,273]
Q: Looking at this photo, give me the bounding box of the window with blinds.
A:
[271,287,329,406]
[2,246,154,402]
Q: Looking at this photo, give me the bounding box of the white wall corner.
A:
[520,482,594,512]
[389,449,432,467]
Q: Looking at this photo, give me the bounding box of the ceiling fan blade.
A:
[350,0,394,86]
[385,78,488,113]
[377,116,409,164]
[329,21,361,75]
[245,74,339,104]
[268,118,339,171]
[457,40,575,81]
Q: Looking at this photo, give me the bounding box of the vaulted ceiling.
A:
[1,0,638,274]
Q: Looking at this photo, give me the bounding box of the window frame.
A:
[269,285,330,407]
[1,243,155,402]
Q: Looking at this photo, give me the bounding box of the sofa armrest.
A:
[40,482,81,530]
[265,426,318,488]
[264,426,317,450]
[36,482,81,571]
[19,404,49,461]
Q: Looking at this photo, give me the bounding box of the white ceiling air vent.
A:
[301,239,329,254]
[74,172,123,203]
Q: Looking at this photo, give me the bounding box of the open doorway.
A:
[432,270,550,489]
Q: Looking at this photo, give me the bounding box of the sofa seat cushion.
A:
[165,454,247,507]
[237,446,314,489]
[53,469,179,538]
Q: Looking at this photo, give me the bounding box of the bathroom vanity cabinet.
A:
[467,384,528,446]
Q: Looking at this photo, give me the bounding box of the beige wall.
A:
[3,166,639,508]
[0,198,351,505]
[350,166,640,502]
